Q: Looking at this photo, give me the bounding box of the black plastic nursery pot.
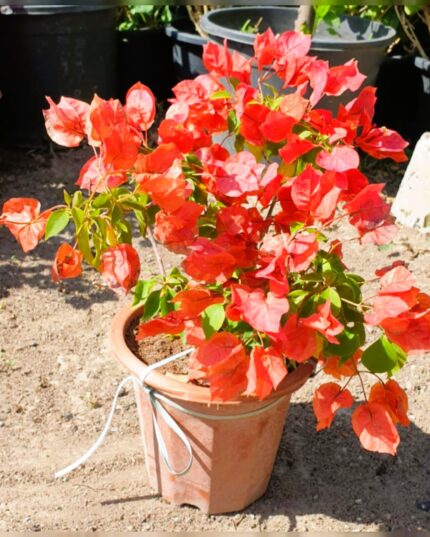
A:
[165,19,207,82]
[413,56,430,142]
[0,6,117,148]
[117,27,176,102]
[374,55,423,145]
[200,7,396,105]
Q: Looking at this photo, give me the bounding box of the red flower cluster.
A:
[1,30,425,457]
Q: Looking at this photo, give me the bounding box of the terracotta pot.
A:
[109,303,314,514]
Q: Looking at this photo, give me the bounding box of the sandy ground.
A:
[0,147,429,532]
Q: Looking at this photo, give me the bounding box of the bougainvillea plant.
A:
[1,30,427,457]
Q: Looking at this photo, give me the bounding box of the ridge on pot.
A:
[109,303,315,514]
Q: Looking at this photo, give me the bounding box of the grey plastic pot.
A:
[200,7,396,104]
[165,19,208,82]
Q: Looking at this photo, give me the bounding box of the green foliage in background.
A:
[117,5,173,31]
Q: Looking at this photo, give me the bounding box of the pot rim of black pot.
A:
[0,4,116,15]
[200,6,397,49]
[165,18,207,46]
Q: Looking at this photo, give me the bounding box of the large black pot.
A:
[165,19,207,82]
[374,54,430,146]
[374,55,422,145]
[413,56,430,142]
[117,27,175,102]
[200,7,396,107]
[0,6,117,148]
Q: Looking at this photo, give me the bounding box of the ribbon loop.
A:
[55,348,195,479]
[143,385,193,476]
[55,346,286,480]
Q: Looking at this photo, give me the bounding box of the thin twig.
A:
[147,226,166,277]
[395,5,428,59]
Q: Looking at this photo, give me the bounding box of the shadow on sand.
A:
[243,402,430,531]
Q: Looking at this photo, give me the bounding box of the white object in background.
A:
[392,132,430,232]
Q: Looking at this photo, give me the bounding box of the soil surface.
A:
[1,147,430,532]
[125,317,189,376]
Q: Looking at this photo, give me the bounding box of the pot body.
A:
[374,55,423,145]
[200,7,396,109]
[165,19,207,82]
[117,27,175,102]
[0,7,117,148]
[109,303,315,514]
[413,56,430,143]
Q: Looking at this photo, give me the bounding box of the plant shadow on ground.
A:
[0,147,158,309]
[236,402,430,531]
[97,401,430,531]
[0,227,157,309]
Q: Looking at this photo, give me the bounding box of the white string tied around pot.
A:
[54,348,287,479]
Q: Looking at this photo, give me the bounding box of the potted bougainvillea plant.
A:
[1,30,427,514]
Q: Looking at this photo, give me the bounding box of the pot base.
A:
[135,384,292,514]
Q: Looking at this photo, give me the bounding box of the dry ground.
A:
[0,147,429,532]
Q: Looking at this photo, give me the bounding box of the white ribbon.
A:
[55,348,286,479]
[139,349,195,477]
[55,375,135,479]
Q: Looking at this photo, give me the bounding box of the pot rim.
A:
[200,7,396,49]
[165,20,207,46]
[1,5,115,16]
[109,302,315,406]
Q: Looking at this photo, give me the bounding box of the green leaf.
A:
[325,328,362,359]
[404,5,422,16]
[319,255,344,285]
[167,267,188,286]
[71,207,85,227]
[111,205,123,227]
[133,279,156,307]
[289,221,305,235]
[288,289,309,307]
[76,225,93,264]
[315,5,330,19]
[92,193,111,209]
[132,209,146,235]
[211,90,231,100]
[202,303,225,338]
[141,289,161,322]
[321,287,341,313]
[45,209,70,240]
[388,348,407,377]
[362,335,407,374]
[338,278,362,304]
[228,110,239,133]
[234,134,245,152]
[63,190,72,206]
[72,190,84,208]
[159,294,170,316]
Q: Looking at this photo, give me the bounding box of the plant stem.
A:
[395,5,428,59]
[294,6,315,33]
[354,362,368,402]
[341,375,354,392]
[357,370,385,385]
[147,226,166,277]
